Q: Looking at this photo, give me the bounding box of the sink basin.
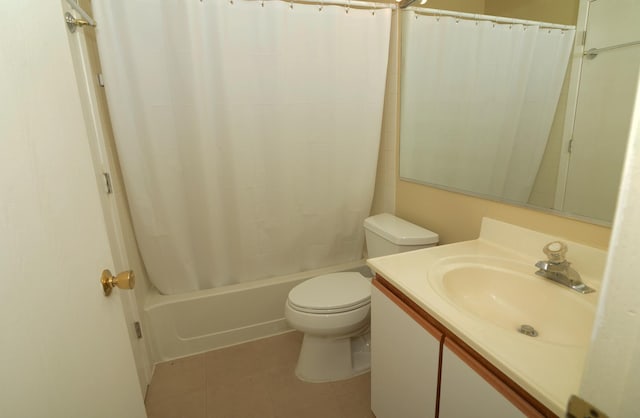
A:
[428,256,596,346]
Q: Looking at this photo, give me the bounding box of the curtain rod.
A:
[65,0,96,27]
[398,0,418,8]
[584,40,640,58]
[243,0,397,9]
[405,7,575,30]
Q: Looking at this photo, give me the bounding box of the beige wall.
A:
[485,0,578,25]
[396,181,611,248]
[369,0,486,12]
[424,0,485,14]
[409,0,576,21]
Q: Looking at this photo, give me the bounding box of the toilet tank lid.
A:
[364,213,439,245]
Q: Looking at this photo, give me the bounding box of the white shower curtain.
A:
[399,11,574,202]
[93,0,391,294]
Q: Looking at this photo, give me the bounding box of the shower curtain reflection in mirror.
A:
[93,0,391,294]
[400,11,574,204]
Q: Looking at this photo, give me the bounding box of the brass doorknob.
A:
[101,269,135,296]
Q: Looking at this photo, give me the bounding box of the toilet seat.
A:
[288,272,371,314]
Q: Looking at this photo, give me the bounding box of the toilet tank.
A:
[364,213,439,258]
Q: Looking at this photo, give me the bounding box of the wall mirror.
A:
[399,1,640,225]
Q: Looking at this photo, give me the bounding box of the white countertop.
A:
[366,218,606,416]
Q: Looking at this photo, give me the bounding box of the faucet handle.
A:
[543,241,567,264]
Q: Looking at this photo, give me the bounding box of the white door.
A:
[0,2,147,417]
[64,1,152,395]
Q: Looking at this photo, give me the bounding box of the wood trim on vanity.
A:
[373,275,558,418]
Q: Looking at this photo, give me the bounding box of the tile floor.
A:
[145,331,374,418]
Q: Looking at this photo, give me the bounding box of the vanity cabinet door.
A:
[371,283,442,418]
[439,338,543,418]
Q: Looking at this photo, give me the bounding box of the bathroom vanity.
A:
[372,277,548,417]
[367,218,606,418]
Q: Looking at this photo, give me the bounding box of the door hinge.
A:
[102,172,113,194]
[568,139,574,153]
[582,30,588,47]
[567,395,608,418]
[134,321,143,339]
[97,73,105,87]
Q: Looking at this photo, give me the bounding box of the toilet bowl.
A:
[285,213,439,383]
[285,272,371,383]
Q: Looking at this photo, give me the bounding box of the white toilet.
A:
[285,213,439,382]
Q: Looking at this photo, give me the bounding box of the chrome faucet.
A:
[535,241,595,294]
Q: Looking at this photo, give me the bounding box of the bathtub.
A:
[144,259,371,362]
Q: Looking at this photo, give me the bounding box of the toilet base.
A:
[295,331,371,383]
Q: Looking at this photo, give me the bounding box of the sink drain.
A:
[518,324,538,337]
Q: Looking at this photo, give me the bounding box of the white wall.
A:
[0,2,146,416]
[579,68,640,415]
